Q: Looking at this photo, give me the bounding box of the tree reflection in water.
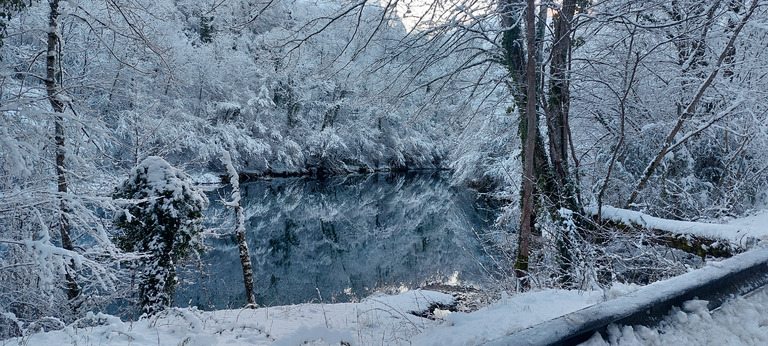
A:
[176,171,498,309]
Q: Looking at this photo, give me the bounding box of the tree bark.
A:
[500,0,526,87]
[547,0,575,196]
[222,151,257,307]
[545,0,586,286]
[515,0,537,289]
[46,0,79,302]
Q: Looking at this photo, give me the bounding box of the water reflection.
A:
[176,171,497,309]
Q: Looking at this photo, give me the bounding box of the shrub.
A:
[113,156,208,316]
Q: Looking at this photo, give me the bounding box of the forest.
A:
[2,0,768,341]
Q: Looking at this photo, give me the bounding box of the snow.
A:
[3,0,768,343]
[581,288,768,346]
[191,172,223,184]
[7,290,456,345]
[9,247,768,345]
[589,205,768,248]
[489,246,768,345]
[411,289,604,345]
[4,287,602,345]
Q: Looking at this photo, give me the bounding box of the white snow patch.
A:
[191,172,222,184]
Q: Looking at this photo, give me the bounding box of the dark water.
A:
[175,171,498,309]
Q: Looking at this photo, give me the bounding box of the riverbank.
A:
[6,288,606,345]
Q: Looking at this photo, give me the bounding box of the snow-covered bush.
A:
[113,156,208,316]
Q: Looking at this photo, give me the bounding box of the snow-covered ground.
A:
[581,288,768,345]
[11,280,764,346]
[8,271,767,346]
[6,289,607,345]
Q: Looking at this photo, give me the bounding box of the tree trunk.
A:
[45,0,79,303]
[547,0,575,199]
[500,0,526,86]
[515,0,537,289]
[546,0,587,286]
[221,151,257,307]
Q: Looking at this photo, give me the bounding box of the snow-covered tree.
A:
[0,0,26,48]
[571,0,768,219]
[113,156,208,316]
[220,150,256,307]
[1,0,127,333]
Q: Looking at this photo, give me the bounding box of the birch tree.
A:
[221,150,257,307]
[0,0,131,330]
[45,0,80,304]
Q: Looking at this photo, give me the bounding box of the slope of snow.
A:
[581,288,768,345]
[8,290,452,345]
[6,289,604,345]
[410,289,605,345]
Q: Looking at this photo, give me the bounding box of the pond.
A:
[175,171,500,309]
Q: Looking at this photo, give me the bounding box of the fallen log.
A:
[588,206,752,259]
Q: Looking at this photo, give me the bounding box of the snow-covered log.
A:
[588,205,754,258]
